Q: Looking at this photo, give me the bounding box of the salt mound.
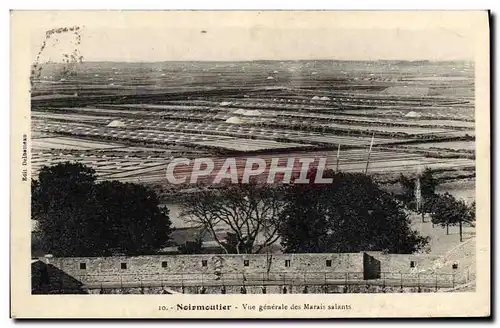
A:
[405,111,421,118]
[311,96,321,100]
[220,101,232,107]
[320,96,331,101]
[107,120,126,127]
[266,76,275,80]
[233,109,247,115]
[225,117,244,124]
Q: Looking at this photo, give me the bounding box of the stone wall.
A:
[47,253,364,285]
[38,251,469,293]
[367,253,445,274]
[365,252,465,285]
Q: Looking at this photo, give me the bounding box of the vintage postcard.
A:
[10,10,490,318]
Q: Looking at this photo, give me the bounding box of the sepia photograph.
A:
[10,10,490,318]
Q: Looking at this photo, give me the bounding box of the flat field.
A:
[31,60,476,225]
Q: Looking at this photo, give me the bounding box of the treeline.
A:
[32,163,474,258]
[396,168,475,242]
[33,162,432,257]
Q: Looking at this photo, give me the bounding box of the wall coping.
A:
[38,252,443,262]
[42,253,367,261]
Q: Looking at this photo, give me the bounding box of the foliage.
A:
[430,192,475,239]
[278,169,429,254]
[430,193,473,226]
[32,162,173,256]
[420,168,438,197]
[468,200,476,227]
[180,181,283,254]
[177,238,204,255]
[92,181,173,255]
[397,168,439,217]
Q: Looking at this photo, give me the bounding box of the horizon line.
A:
[38,59,473,64]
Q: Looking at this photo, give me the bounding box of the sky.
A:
[26,11,478,63]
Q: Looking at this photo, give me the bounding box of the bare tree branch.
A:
[180,183,283,254]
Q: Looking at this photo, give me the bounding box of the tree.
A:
[420,168,438,198]
[221,232,251,254]
[32,162,98,256]
[397,173,415,206]
[279,169,429,254]
[179,181,283,254]
[469,201,476,225]
[178,238,204,254]
[93,181,173,255]
[397,168,438,222]
[430,193,475,242]
[32,162,173,256]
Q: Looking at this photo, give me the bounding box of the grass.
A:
[409,212,475,255]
